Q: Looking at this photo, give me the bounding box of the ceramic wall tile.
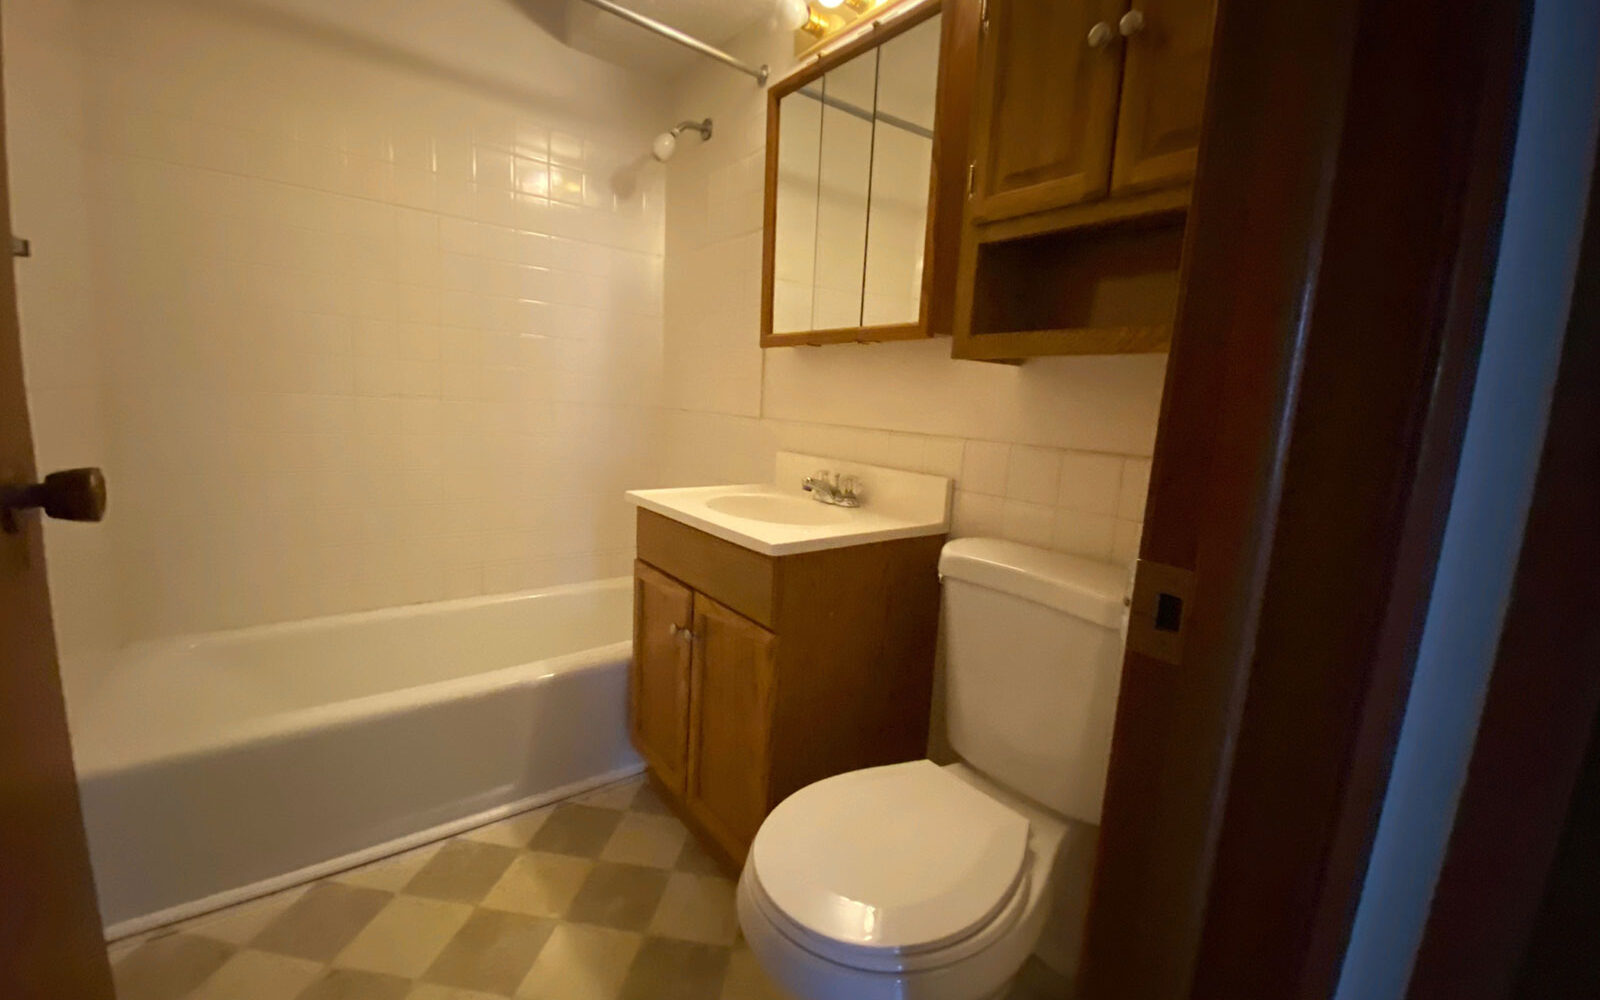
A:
[5,0,673,648]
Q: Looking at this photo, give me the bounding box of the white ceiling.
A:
[559,0,775,79]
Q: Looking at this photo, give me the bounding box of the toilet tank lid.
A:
[939,538,1130,628]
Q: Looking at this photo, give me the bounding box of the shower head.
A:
[652,118,713,162]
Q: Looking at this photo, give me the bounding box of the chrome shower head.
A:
[652,118,713,162]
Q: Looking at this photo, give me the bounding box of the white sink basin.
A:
[626,453,951,557]
[704,493,852,526]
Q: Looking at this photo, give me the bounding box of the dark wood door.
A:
[685,595,776,861]
[1109,0,1218,193]
[630,561,695,794]
[0,33,116,1000]
[968,0,1129,222]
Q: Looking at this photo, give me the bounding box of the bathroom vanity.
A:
[625,455,951,867]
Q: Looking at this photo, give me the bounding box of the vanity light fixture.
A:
[777,0,831,36]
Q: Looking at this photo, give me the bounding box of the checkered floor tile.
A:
[107,775,1071,1000]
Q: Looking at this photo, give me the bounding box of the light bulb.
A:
[776,0,810,30]
[651,132,677,162]
[815,0,843,6]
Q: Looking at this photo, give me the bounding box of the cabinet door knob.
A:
[668,623,694,644]
[1087,20,1115,48]
[1119,9,1146,36]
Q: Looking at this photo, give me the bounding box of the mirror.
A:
[764,5,949,345]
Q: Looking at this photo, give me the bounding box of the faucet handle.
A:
[837,474,864,502]
[803,469,836,491]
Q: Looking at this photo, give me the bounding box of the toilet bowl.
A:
[735,539,1129,1000]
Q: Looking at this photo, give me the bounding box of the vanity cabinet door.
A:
[631,561,695,794]
[685,595,777,861]
[1109,0,1218,193]
[968,0,1129,222]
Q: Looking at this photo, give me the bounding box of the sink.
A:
[625,452,951,556]
[705,493,853,526]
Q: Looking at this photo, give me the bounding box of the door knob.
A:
[1,467,106,534]
[1087,21,1115,48]
[1119,9,1146,36]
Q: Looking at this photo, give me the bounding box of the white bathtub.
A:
[69,578,641,940]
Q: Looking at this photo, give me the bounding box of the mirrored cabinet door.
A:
[863,15,941,328]
[810,53,877,330]
[761,0,976,348]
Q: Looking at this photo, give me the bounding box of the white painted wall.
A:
[1334,0,1600,994]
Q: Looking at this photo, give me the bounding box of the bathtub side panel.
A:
[81,655,640,931]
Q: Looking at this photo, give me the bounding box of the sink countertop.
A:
[626,453,952,557]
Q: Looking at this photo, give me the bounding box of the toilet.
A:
[736,538,1130,1000]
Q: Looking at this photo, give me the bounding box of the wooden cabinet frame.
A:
[759,0,980,347]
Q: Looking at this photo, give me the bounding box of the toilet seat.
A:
[745,855,1032,974]
[748,760,1033,972]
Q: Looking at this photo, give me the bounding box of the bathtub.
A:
[69,577,641,940]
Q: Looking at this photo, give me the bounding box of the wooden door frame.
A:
[0,11,116,997]
[1078,0,1534,996]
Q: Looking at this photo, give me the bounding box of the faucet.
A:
[801,470,864,508]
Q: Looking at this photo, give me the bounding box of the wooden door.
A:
[685,595,777,860]
[967,0,1129,222]
[1109,0,1218,193]
[0,36,116,1000]
[630,561,694,794]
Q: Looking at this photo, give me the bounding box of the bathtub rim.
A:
[118,575,633,657]
[100,760,647,942]
[74,638,633,779]
[71,575,634,779]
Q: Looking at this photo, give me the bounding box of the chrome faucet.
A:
[801,470,864,508]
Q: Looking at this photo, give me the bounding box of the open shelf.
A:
[953,194,1188,362]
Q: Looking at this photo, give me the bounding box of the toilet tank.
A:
[939,538,1130,825]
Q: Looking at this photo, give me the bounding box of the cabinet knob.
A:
[1119,9,1146,36]
[1087,21,1115,48]
[668,623,695,644]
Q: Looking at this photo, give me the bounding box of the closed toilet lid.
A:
[750,760,1030,955]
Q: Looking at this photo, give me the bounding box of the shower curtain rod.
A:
[574,0,770,84]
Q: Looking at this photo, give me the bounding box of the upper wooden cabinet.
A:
[1111,0,1219,193]
[952,0,1217,361]
[967,0,1127,222]
[969,0,1216,222]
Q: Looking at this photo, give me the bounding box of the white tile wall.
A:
[6,0,675,651]
[7,0,1168,694]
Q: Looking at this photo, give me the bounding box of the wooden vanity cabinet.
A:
[954,0,1216,361]
[628,509,944,867]
[629,562,695,795]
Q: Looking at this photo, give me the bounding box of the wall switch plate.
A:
[1127,558,1196,666]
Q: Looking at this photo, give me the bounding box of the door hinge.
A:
[979,0,990,34]
[1126,559,1196,666]
[966,162,976,198]
[10,235,30,257]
